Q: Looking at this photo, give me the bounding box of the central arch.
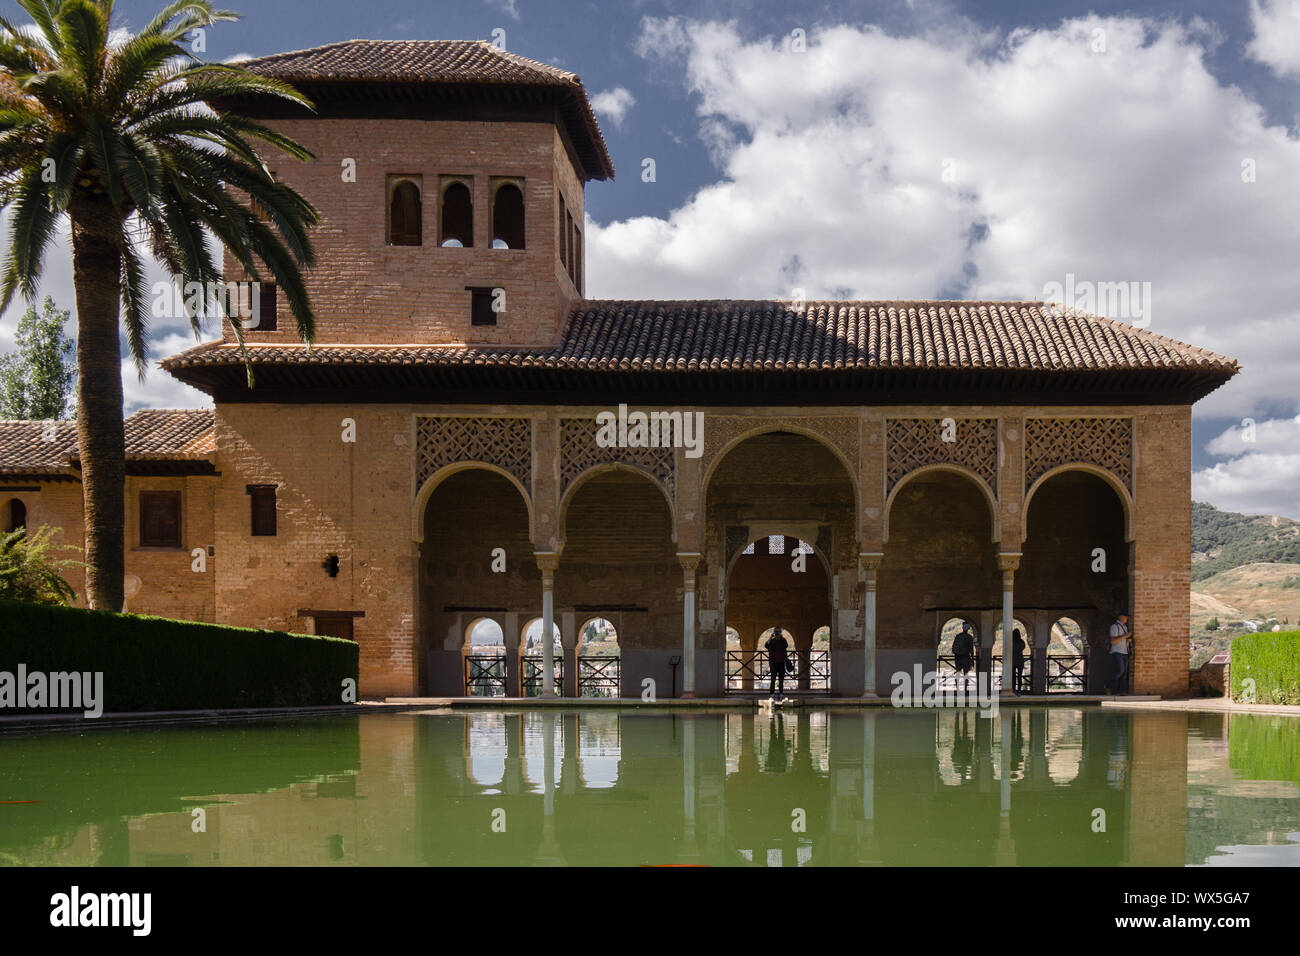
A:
[703,430,857,696]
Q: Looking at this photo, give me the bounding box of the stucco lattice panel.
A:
[1025,417,1133,491]
[559,417,676,500]
[416,416,532,493]
[886,418,998,495]
[702,416,860,478]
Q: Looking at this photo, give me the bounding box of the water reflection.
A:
[1,708,1298,866]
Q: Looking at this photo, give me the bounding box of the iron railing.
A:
[991,655,1033,694]
[464,654,507,697]
[522,654,564,697]
[1045,654,1088,694]
[935,654,981,690]
[724,650,831,693]
[577,657,621,697]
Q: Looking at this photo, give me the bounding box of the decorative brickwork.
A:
[1024,417,1133,491]
[885,418,998,495]
[702,415,859,481]
[416,416,532,492]
[559,416,675,500]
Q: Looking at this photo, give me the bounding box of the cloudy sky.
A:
[3,0,1299,518]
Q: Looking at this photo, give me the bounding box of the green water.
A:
[1,707,1298,866]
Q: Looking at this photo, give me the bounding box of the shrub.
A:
[1231,630,1300,705]
[0,601,358,713]
[0,525,79,605]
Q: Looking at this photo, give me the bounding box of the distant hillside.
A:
[1191,501,1300,582]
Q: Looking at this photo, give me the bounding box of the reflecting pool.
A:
[2,707,1298,865]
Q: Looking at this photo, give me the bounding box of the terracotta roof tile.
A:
[160,299,1238,396]
[235,40,614,181]
[0,410,215,476]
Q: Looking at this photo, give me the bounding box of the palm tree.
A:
[0,0,319,610]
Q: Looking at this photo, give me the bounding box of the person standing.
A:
[765,627,790,699]
[1106,613,1133,694]
[953,623,975,686]
[1011,628,1027,694]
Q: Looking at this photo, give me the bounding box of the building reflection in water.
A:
[3,708,1299,865]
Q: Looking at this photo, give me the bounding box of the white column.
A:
[536,553,560,698]
[998,553,1021,698]
[861,553,883,698]
[678,553,701,698]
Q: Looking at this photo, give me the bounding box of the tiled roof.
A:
[0,410,215,477]
[238,39,579,85]
[0,420,78,477]
[235,40,614,181]
[162,300,1238,386]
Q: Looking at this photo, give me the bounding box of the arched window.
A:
[491,182,525,249]
[387,178,422,246]
[2,498,26,533]
[440,180,473,247]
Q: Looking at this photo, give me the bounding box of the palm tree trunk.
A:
[69,192,125,612]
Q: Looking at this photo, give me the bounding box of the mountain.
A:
[1191,501,1300,582]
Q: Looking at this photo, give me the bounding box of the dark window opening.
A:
[388,179,422,246]
[2,498,26,533]
[440,181,473,247]
[140,491,182,548]
[573,226,582,292]
[469,286,499,326]
[565,211,577,285]
[314,615,354,640]
[322,554,340,577]
[248,484,277,537]
[254,281,277,331]
[491,182,525,249]
[558,195,569,270]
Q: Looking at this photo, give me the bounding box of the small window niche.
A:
[468,286,501,326]
[490,178,525,250]
[387,175,422,246]
[2,498,26,533]
[439,178,473,247]
[247,484,277,537]
[252,281,277,331]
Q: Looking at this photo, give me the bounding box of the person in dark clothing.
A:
[765,627,790,699]
[953,623,975,685]
[1011,628,1027,694]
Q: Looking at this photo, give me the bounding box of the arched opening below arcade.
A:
[879,469,999,695]
[577,617,620,698]
[419,467,535,697]
[725,535,831,695]
[555,469,678,698]
[1018,469,1130,694]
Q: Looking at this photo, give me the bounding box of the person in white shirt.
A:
[1105,613,1132,694]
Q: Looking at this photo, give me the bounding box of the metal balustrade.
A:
[724,650,831,693]
[577,657,621,697]
[522,654,564,697]
[464,654,507,697]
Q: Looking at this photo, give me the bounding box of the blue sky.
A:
[4,0,1300,518]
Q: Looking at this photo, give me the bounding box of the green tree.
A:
[0,295,75,418]
[0,524,79,604]
[0,0,319,610]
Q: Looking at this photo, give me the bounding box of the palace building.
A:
[0,40,1238,700]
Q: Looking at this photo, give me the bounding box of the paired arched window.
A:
[490,181,525,249]
[439,180,473,247]
[387,177,422,246]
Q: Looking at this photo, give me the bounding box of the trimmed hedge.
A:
[1230,630,1300,705]
[0,600,358,713]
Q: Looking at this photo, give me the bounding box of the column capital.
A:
[859,551,885,572]
[997,551,1022,573]
[677,551,702,574]
[534,550,561,573]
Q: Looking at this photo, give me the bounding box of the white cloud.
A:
[1247,0,1300,78]
[484,0,520,23]
[1193,417,1300,519]
[590,87,636,128]
[587,16,1300,420]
